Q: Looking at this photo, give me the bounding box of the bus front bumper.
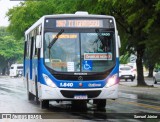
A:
[38,84,119,100]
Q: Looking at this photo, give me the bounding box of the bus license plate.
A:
[74,95,88,99]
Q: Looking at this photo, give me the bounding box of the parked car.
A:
[119,65,135,81]
[127,63,137,77]
[153,70,160,84]
[9,64,23,77]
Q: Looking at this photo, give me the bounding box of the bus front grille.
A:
[60,90,101,98]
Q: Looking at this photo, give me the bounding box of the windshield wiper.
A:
[95,29,110,54]
[48,29,64,49]
[95,29,103,41]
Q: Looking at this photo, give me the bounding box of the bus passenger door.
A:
[30,35,38,95]
[31,37,38,80]
[30,30,40,96]
[30,37,34,80]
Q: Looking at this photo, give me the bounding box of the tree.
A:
[7,0,76,40]
[0,27,23,75]
[142,0,160,77]
[96,0,160,86]
[145,42,160,77]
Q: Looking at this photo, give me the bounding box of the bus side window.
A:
[26,35,30,58]
[24,41,27,58]
[34,41,38,56]
[32,30,36,58]
[34,27,39,57]
[32,38,37,58]
[36,25,42,59]
[30,36,34,59]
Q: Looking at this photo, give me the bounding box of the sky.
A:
[0,0,21,27]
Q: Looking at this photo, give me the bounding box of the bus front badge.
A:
[79,83,83,87]
[78,76,83,81]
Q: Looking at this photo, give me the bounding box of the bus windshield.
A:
[44,30,115,73]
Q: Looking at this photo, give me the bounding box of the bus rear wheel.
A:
[93,99,106,109]
[40,100,49,109]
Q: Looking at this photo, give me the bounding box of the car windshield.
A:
[44,30,115,73]
[120,67,131,70]
[17,66,23,69]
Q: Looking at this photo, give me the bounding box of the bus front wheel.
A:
[93,99,106,109]
[40,100,49,109]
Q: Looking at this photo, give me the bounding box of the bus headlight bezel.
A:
[42,74,57,88]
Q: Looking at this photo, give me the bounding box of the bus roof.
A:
[11,64,23,67]
[43,13,114,19]
[25,12,115,35]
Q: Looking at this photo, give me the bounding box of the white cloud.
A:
[0,0,21,26]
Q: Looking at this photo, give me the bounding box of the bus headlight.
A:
[42,74,57,88]
[105,74,118,88]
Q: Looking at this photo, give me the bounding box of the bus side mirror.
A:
[36,35,42,48]
[118,35,121,48]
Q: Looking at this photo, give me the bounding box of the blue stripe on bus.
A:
[24,58,119,88]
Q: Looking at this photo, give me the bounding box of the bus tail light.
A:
[105,74,118,88]
[42,74,57,88]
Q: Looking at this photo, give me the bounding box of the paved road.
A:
[0,76,160,122]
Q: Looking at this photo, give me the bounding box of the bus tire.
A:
[40,100,49,109]
[93,99,106,109]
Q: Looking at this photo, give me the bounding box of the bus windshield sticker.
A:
[84,53,112,60]
[52,34,77,39]
[56,20,103,28]
[51,61,67,68]
[67,62,75,72]
[82,60,92,71]
[45,59,50,62]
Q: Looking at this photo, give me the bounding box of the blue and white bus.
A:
[24,11,121,109]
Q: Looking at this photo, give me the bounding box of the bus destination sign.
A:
[56,20,103,28]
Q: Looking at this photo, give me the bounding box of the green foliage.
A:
[7,0,76,40]
[120,53,130,64]
[0,27,23,69]
[155,0,160,11]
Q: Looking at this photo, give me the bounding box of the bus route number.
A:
[60,82,73,87]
